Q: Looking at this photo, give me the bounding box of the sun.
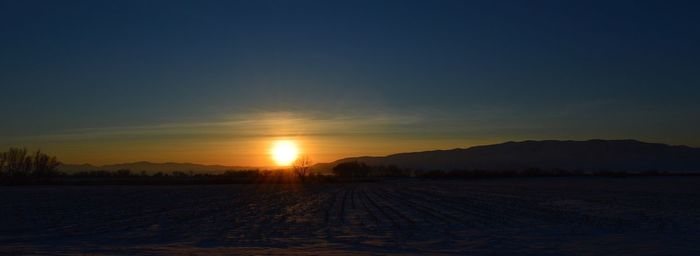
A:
[270,140,299,166]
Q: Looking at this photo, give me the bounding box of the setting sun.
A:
[270,140,299,166]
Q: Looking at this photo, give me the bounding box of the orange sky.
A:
[1,111,507,166]
[3,110,695,167]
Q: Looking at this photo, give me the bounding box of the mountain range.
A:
[313,139,700,173]
[60,140,700,174]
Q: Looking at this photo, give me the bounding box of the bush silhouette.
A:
[31,150,61,177]
[0,147,60,179]
[332,161,370,180]
[292,155,313,179]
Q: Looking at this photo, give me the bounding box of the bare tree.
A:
[292,155,313,179]
[31,150,61,177]
[0,148,61,178]
[4,147,31,177]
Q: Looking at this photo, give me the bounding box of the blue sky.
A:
[1,0,699,165]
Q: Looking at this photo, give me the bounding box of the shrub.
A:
[332,161,371,179]
[0,147,61,180]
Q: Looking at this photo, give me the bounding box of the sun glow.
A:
[271,140,299,166]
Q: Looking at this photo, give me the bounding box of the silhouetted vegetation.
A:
[292,155,313,179]
[411,168,683,179]
[1,147,698,185]
[326,161,699,180]
[371,164,412,177]
[0,148,61,183]
[4,167,339,185]
[332,161,371,180]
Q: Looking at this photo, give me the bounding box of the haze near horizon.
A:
[1,0,699,166]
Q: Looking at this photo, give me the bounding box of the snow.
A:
[1,177,699,255]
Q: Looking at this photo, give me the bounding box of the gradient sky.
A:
[1,0,699,166]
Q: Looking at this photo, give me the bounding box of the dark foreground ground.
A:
[0,177,698,255]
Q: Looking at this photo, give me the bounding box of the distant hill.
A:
[59,161,254,174]
[314,140,700,173]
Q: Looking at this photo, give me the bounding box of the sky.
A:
[1,0,699,166]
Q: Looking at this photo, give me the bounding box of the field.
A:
[1,177,699,255]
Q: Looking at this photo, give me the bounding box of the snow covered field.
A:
[1,177,698,255]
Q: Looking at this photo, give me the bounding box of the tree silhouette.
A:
[0,148,60,178]
[3,147,31,177]
[292,155,313,179]
[332,161,371,180]
[31,150,61,177]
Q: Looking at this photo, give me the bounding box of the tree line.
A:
[1,147,694,185]
[0,147,61,178]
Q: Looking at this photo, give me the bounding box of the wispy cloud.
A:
[0,111,434,165]
[6,111,423,143]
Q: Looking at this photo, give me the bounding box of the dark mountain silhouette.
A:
[315,140,700,173]
[59,161,253,174]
